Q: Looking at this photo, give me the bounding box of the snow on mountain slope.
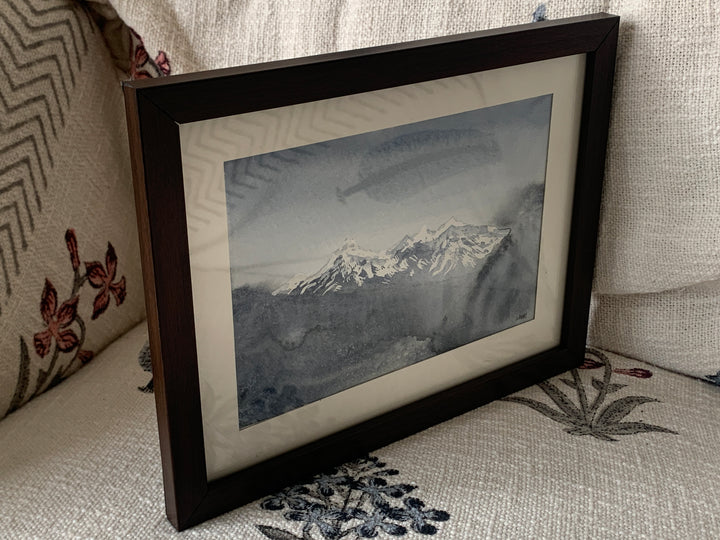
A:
[273,218,510,295]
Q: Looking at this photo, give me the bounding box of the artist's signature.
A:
[516,312,527,321]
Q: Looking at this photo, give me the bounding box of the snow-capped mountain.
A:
[272,239,400,296]
[273,218,510,296]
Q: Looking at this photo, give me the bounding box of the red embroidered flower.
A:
[614,367,653,379]
[128,28,170,79]
[78,349,94,364]
[581,355,653,378]
[33,280,79,358]
[65,228,80,271]
[85,243,127,320]
[580,357,604,369]
[154,51,171,75]
[130,39,152,79]
[134,43,148,66]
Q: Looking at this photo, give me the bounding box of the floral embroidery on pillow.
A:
[129,28,170,80]
[85,242,127,320]
[4,229,128,417]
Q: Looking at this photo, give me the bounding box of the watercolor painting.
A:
[224,95,552,429]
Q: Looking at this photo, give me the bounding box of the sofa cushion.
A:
[0,0,145,418]
[591,282,720,384]
[1,321,717,538]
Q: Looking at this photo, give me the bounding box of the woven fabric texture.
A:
[93,0,720,377]
[0,322,718,538]
[0,0,145,418]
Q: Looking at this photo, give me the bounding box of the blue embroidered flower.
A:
[532,4,548,22]
[285,502,349,539]
[260,485,311,511]
[350,505,407,537]
[366,466,400,478]
[401,497,450,535]
[313,470,353,497]
[355,477,416,507]
[353,455,392,472]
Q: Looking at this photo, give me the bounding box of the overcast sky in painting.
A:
[223,94,552,288]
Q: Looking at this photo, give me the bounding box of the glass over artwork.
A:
[223,95,552,429]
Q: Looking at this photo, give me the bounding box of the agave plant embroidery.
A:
[256,455,449,539]
[502,348,677,441]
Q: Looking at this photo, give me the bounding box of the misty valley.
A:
[232,217,539,429]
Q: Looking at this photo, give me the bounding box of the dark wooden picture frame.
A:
[123,13,618,530]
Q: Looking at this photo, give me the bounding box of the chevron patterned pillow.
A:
[0,0,148,418]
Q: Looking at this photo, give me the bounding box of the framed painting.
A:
[123,13,618,530]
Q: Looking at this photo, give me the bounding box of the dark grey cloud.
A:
[337,128,500,203]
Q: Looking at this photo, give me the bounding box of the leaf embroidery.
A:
[594,396,658,427]
[599,422,677,436]
[5,338,31,415]
[538,380,582,417]
[257,525,304,540]
[502,396,581,427]
[591,378,626,394]
[503,348,677,441]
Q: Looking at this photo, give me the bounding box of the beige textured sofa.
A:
[1,1,718,538]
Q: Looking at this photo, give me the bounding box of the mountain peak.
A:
[435,216,468,235]
[410,217,468,243]
[334,238,379,260]
[275,219,510,295]
[415,225,429,239]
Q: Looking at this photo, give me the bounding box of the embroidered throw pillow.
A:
[0,0,150,418]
